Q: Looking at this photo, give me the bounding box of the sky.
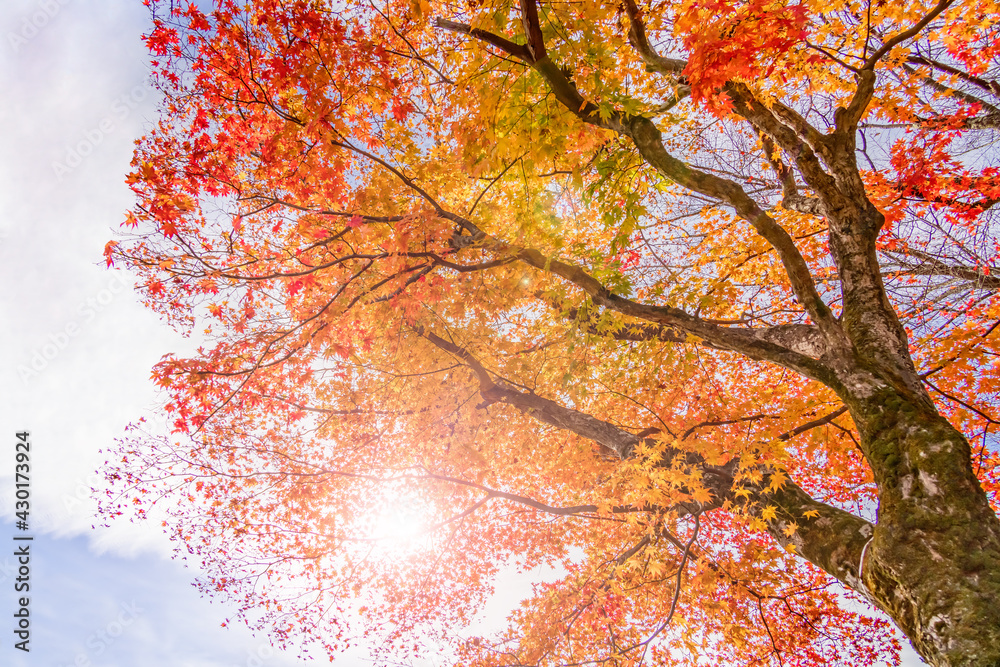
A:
[0,1,927,666]
[0,1,357,664]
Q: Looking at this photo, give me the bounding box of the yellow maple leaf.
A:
[767,470,787,492]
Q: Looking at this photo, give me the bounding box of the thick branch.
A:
[727,67,924,401]
[446,216,832,376]
[564,304,687,343]
[514,247,831,378]
[758,133,824,216]
[419,327,642,459]
[759,475,874,593]
[862,0,956,71]
[885,248,1000,291]
[908,54,1000,101]
[518,0,546,61]
[622,0,687,75]
[421,328,873,591]
[962,112,1000,130]
[904,63,1000,117]
[433,18,530,61]
[621,119,838,338]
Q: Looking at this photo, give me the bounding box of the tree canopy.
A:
[102,0,1000,665]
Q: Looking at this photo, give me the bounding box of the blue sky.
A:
[0,1,926,665]
[0,523,315,667]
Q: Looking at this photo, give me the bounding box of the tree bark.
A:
[849,387,1000,666]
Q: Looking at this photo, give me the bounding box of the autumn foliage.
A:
[102,0,1000,665]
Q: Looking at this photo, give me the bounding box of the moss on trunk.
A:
[846,388,1000,666]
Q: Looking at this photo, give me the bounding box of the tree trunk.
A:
[851,388,1000,666]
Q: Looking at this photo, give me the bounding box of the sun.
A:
[375,500,427,541]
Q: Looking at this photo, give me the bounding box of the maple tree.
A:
[101,0,1000,664]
